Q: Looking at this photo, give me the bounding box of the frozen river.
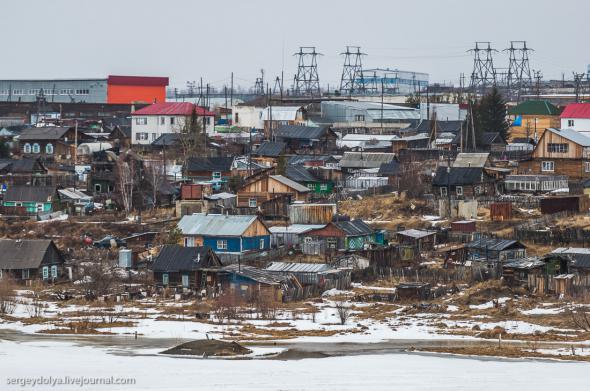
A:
[1,339,588,390]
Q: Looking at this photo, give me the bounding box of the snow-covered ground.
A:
[1,339,588,391]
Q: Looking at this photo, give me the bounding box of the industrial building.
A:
[360,68,428,95]
[0,75,168,104]
[321,100,420,125]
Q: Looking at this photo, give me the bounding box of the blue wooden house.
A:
[178,214,271,254]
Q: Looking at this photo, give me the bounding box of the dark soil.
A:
[161,339,252,357]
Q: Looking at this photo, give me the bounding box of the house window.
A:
[135,132,148,141]
[162,273,169,285]
[585,162,590,173]
[32,143,40,153]
[541,161,554,172]
[151,133,157,141]
[217,240,228,250]
[568,119,575,127]
[135,117,147,125]
[440,187,448,197]
[22,269,30,280]
[51,265,57,279]
[212,171,221,179]
[94,184,101,193]
[182,274,189,288]
[260,238,265,249]
[547,143,569,153]
[42,266,49,280]
[475,185,483,195]
[307,184,315,190]
[248,198,257,208]
[170,117,175,125]
[45,143,54,154]
[456,186,463,196]
[23,143,31,153]
[320,184,328,191]
[160,117,165,125]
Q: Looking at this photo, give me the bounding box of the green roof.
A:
[508,100,560,116]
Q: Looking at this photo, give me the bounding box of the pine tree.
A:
[276,152,287,175]
[476,87,510,142]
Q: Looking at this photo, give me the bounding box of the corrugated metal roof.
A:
[453,153,489,168]
[466,238,525,251]
[397,229,436,239]
[508,100,560,116]
[339,152,396,169]
[504,257,545,269]
[269,224,325,234]
[285,165,318,183]
[18,127,70,141]
[152,245,221,272]
[334,219,374,236]
[266,262,333,273]
[0,239,59,269]
[545,128,590,147]
[560,103,590,119]
[178,214,261,236]
[4,185,54,202]
[270,175,311,193]
[255,141,285,157]
[261,106,302,121]
[276,125,328,140]
[222,264,287,285]
[133,102,214,116]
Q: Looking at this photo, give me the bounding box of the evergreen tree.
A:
[476,87,510,142]
[276,152,287,175]
[0,140,9,158]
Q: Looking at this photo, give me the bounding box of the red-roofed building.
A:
[560,103,590,136]
[131,102,215,145]
[107,75,169,104]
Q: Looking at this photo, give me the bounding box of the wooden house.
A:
[431,166,496,199]
[237,173,310,208]
[0,239,65,282]
[518,128,590,181]
[18,126,92,161]
[396,282,431,301]
[304,219,378,252]
[178,214,271,254]
[274,125,337,154]
[184,156,235,181]
[151,245,223,292]
[507,100,561,141]
[220,264,301,302]
[285,165,333,196]
[2,185,55,214]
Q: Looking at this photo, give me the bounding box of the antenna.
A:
[293,46,322,96]
[339,46,366,96]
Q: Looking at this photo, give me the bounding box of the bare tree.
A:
[116,158,135,215]
[76,250,121,300]
[334,300,352,325]
[568,307,590,331]
[145,159,166,209]
[0,279,17,315]
[178,107,206,161]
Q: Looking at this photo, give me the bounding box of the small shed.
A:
[540,196,590,215]
[490,202,512,221]
[396,229,436,251]
[502,258,546,287]
[553,274,575,297]
[451,220,476,233]
[269,224,325,248]
[396,282,431,301]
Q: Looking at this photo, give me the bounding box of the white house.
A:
[131,102,215,145]
[560,103,590,136]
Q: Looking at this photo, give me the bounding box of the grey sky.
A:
[3,0,588,90]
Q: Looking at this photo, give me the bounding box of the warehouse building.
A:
[0,75,168,104]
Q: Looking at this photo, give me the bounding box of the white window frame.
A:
[212,171,221,179]
[585,162,590,173]
[22,269,29,280]
[162,273,169,285]
[45,143,54,154]
[440,187,448,197]
[541,161,554,172]
[51,265,57,278]
[456,186,463,196]
[182,274,189,288]
[249,198,257,208]
[42,266,48,280]
[319,184,328,191]
[568,119,575,127]
[260,238,265,249]
[217,240,228,250]
[32,143,40,153]
[160,117,165,125]
[23,143,31,153]
[135,117,147,125]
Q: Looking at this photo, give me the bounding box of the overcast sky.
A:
[3,0,588,90]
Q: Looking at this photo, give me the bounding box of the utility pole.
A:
[534,70,543,99]
[380,79,384,134]
[573,72,586,103]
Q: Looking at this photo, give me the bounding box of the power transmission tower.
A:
[293,47,322,96]
[573,72,586,103]
[254,69,265,95]
[273,74,284,99]
[533,70,543,99]
[468,42,497,95]
[339,46,366,95]
[505,41,533,101]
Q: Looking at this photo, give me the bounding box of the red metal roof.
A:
[107,75,169,86]
[132,102,215,116]
[560,103,590,119]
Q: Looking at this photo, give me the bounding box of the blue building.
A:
[178,214,271,254]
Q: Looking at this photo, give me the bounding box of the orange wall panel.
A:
[107,85,166,104]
